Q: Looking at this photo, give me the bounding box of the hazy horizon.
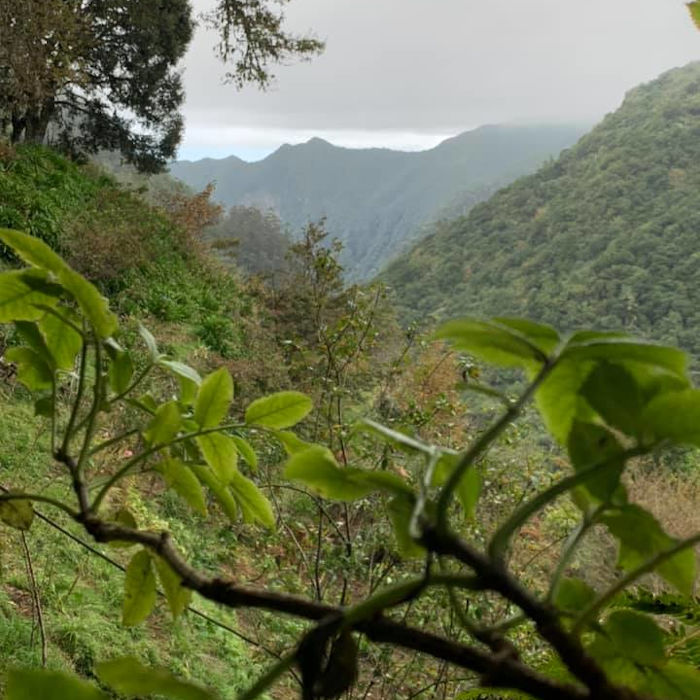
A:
[177,0,700,161]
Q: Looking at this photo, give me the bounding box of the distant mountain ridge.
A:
[382,62,700,356]
[170,124,585,279]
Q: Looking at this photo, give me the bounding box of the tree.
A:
[0,1,323,172]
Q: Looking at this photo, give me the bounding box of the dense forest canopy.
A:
[383,61,700,356]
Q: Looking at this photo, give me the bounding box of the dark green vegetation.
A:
[170,125,584,280]
[4,218,700,700]
[3,131,700,700]
[384,62,700,356]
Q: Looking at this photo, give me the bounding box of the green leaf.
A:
[562,336,687,379]
[194,367,233,428]
[144,401,182,446]
[138,323,160,361]
[39,310,82,370]
[491,317,560,354]
[159,359,202,386]
[360,418,433,454]
[435,317,547,367]
[196,433,238,484]
[0,496,34,531]
[15,321,53,368]
[108,350,134,396]
[160,359,201,405]
[190,465,238,523]
[231,435,258,470]
[245,391,312,429]
[688,1,700,31]
[580,362,644,438]
[5,347,53,391]
[122,549,157,626]
[0,269,61,322]
[645,660,700,699]
[567,421,625,504]
[154,557,192,619]
[96,657,214,700]
[535,358,596,444]
[275,430,312,455]
[554,578,596,613]
[432,453,481,519]
[602,505,696,596]
[604,610,666,668]
[642,389,700,447]
[157,458,207,516]
[0,229,118,338]
[388,495,424,558]
[229,469,275,528]
[350,470,413,497]
[284,446,372,501]
[6,669,106,700]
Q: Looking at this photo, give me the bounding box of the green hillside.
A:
[170,125,584,280]
[383,62,700,356]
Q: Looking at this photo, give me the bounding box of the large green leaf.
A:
[157,458,207,516]
[122,550,157,626]
[275,430,312,455]
[284,446,374,501]
[604,610,665,668]
[688,1,700,31]
[39,310,82,370]
[231,435,258,470]
[5,670,106,700]
[5,347,53,391]
[567,421,625,504]
[194,367,233,428]
[432,453,481,519]
[602,505,697,596]
[435,317,547,367]
[190,465,238,523]
[0,229,117,338]
[491,317,560,354]
[96,657,214,700]
[154,557,192,619]
[535,358,595,444]
[108,349,134,395]
[196,433,238,484]
[0,269,61,322]
[580,362,644,438]
[562,336,687,379]
[641,389,700,447]
[245,391,312,429]
[144,401,182,445]
[0,496,34,531]
[228,469,275,528]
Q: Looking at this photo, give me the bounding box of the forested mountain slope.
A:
[170,125,584,279]
[383,62,700,356]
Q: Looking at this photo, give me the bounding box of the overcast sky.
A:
[178,0,700,161]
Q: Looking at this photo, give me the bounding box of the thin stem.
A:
[437,359,556,531]
[77,338,103,473]
[0,492,79,518]
[60,337,88,457]
[89,428,139,456]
